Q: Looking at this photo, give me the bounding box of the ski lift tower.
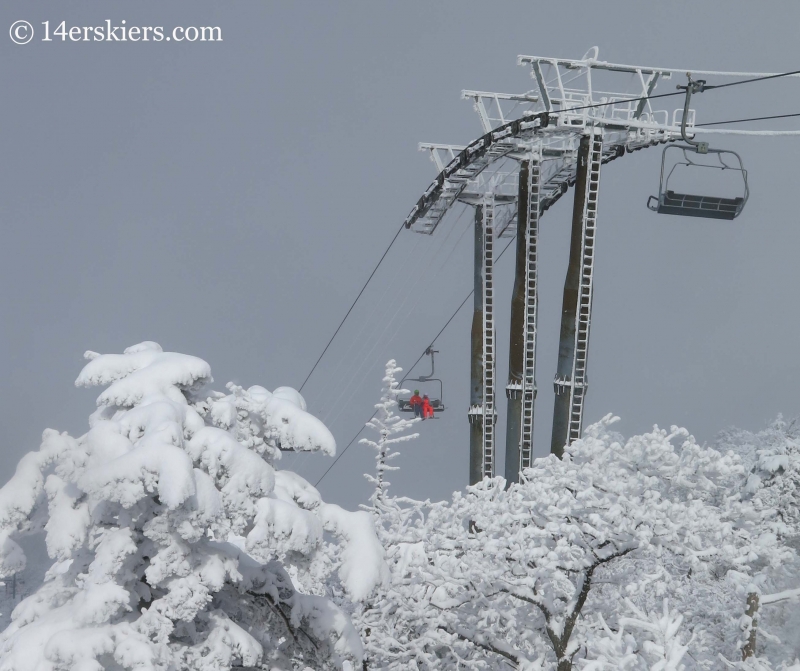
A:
[404,47,800,485]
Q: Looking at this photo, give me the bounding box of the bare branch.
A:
[438,625,525,668]
[248,590,320,652]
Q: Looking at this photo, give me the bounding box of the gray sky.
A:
[2,1,800,510]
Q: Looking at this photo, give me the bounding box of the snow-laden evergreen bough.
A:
[0,342,388,670]
[357,413,798,670]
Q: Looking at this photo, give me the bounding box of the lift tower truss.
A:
[551,130,603,457]
[481,195,496,478]
[520,155,541,472]
[468,196,498,483]
[403,47,800,481]
[505,150,542,483]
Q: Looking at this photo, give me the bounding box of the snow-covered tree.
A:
[581,599,689,671]
[359,360,419,511]
[359,416,789,670]
[716,416,800,542]
[714,419,800,666]
[0,341,388,670]
[349,360,418,670]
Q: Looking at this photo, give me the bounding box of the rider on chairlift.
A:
[422,394,435,420]
[409,390,423,418]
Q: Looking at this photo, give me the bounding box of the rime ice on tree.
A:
[360,360,419,510]
[0,341,388,670]
[352,415,796,670]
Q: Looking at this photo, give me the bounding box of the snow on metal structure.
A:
[504,154,542,483]
[406,49,688,239]
[551,130,603,457]
[405,47,800,483]
[407,47,800,238]
[481,195,496,479]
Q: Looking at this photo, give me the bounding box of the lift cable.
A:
[313,235,516,488]
[299,222,406,392]
[316,230,426,421]
[557,67,800,116]
[696,111,800,127]
[319,207,469,428]
[312,290,472,488]
[703,69,800,90]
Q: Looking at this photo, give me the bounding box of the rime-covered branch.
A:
[0,342,385,670]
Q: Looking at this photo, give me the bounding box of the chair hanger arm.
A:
[679,74,708,153]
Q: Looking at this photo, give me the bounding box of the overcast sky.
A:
[2,1,800,510]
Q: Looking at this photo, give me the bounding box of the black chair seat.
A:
[657,191,744,220]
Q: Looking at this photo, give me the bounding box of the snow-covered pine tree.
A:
[359,360,419,512]
[0,341,388,670]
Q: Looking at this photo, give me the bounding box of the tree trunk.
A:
[742,591,759,660]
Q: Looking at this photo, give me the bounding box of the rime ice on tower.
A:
[0,341,386,670]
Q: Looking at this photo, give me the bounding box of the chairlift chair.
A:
[398,347,446,415]
[647,75,749,220]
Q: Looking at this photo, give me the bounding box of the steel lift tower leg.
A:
[468,198,497,484]
[481,196,496,479]
[469,205,485,485]
[505,155,541,484]
[551,131,602,458]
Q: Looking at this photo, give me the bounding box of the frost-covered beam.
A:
[481,195,496,479]
[551,130,602,457]
[419,142,466,173]
[468,205,485,485]
[519,53,800,79]
[462,90,539,133]
[467,196,497,484]
[505,151,541,484]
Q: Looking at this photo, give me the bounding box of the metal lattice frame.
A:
[519,150,541,471]
[482,196,496,478]
[554,129,603,443]
[404,51,784,239]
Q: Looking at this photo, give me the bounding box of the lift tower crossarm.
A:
[462,90,540,133]
[419,143,466,172]
[518,54,666,75]
[518,54,800,79]
[519,52,673,125]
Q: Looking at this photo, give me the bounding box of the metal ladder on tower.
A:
[567,131,603,443]
[519,152,541,472]
[482,195,496,478]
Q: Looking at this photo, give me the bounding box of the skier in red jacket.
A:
[409,390,423,418]
[422,394,435,419]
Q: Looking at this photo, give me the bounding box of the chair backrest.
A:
[648,145,748,220]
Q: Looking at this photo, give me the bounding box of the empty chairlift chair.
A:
[647,146,749,220]
[647,75,749,220]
